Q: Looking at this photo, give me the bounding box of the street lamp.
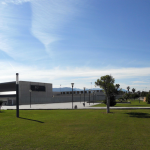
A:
[84,87,85,106]
[89,89,91,105]
[71,83,74,109]
[16,73,19,118]
[80,93,81,103]
[60,84,61,93]
[138,91,141,103]
[93,91,95,104]
[29,90,32,108]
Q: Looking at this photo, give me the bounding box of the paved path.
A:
[2,102,150,110]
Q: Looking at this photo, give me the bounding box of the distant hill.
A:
[53,87,127,92]
[53,87,102,92]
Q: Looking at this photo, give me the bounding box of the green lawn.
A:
[1,109,150,150]
[92,99,150,107]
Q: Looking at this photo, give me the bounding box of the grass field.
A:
[1,109,150,150]
[92,99,150,107]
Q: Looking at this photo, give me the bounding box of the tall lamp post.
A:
[60,84,61,93]
[80,93,81,103]
[84,87,85,106]
[29,90,32,108]
[139,91,141,103]
[89,90,91,105]
[16,73,19,118]
[71,83,74,109]
[93,91,95,104]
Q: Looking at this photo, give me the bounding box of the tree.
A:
[115,84,120,90]
[146,94,150,104]
[132,88,136,93]
[131,93,139,100]
[123,93,130,101]
[141,91,148,97]
[137,91,141,103]
[95,75,121,113]
[127,86,130,93]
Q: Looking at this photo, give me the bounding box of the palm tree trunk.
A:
[107,96,110,113]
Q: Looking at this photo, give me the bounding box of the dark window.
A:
[30,85,46,91]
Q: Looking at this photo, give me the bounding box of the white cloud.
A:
[0,61,150,90]
[1,0,30,5]
[133,81,147,84]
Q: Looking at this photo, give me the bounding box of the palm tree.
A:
[115,84,120,90]
[127,86,130,93]
[132,88,136,93]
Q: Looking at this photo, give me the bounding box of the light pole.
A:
[29,90,32,108]
[84,87,85,106]
[71,83,74,109]
[93,91,94,104]
[89,89,91,105]
[60,84,61,93]
[139,91,141,103]
[80,93,81,103]
[16,73,19,118]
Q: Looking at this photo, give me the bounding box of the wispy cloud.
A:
[0,0,83,60]
[1,0,30,5]
[0,1,47,61]
[133,81,147,84]
[30,0,82,56]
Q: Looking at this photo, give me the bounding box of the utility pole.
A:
[16,73,19,118]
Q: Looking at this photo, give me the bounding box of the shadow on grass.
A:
[125,112,150,118]
[19,117,44,123]
[115,105,149,107]
[0,110,5,113]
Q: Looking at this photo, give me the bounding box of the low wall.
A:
[17,94,123,105]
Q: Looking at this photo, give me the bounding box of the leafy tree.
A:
[131,93,139,100]
[137,91,141,103]
[103,96,116,106]
[146,94,150,104]
[127,86,130,93]
[95,75,121,113]
[123,93,130,101]
[141,91,148,97]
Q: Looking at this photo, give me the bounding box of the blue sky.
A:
[0,0,150,91]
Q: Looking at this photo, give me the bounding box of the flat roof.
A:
[0,82,16,92]
[0,81,52,92]
[0,94,16,98]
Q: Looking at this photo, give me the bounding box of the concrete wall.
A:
[51,92,123,103]
[19,81,53,105]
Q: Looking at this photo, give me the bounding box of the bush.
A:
[118,97,124,102]
[103,96,116,106]
[0,100,3,112]
[146,94,150,104]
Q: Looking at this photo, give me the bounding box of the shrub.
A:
[118,97,124,102]
[146,94,150,104]
[0,100,3,112]
[103,96,116,106]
